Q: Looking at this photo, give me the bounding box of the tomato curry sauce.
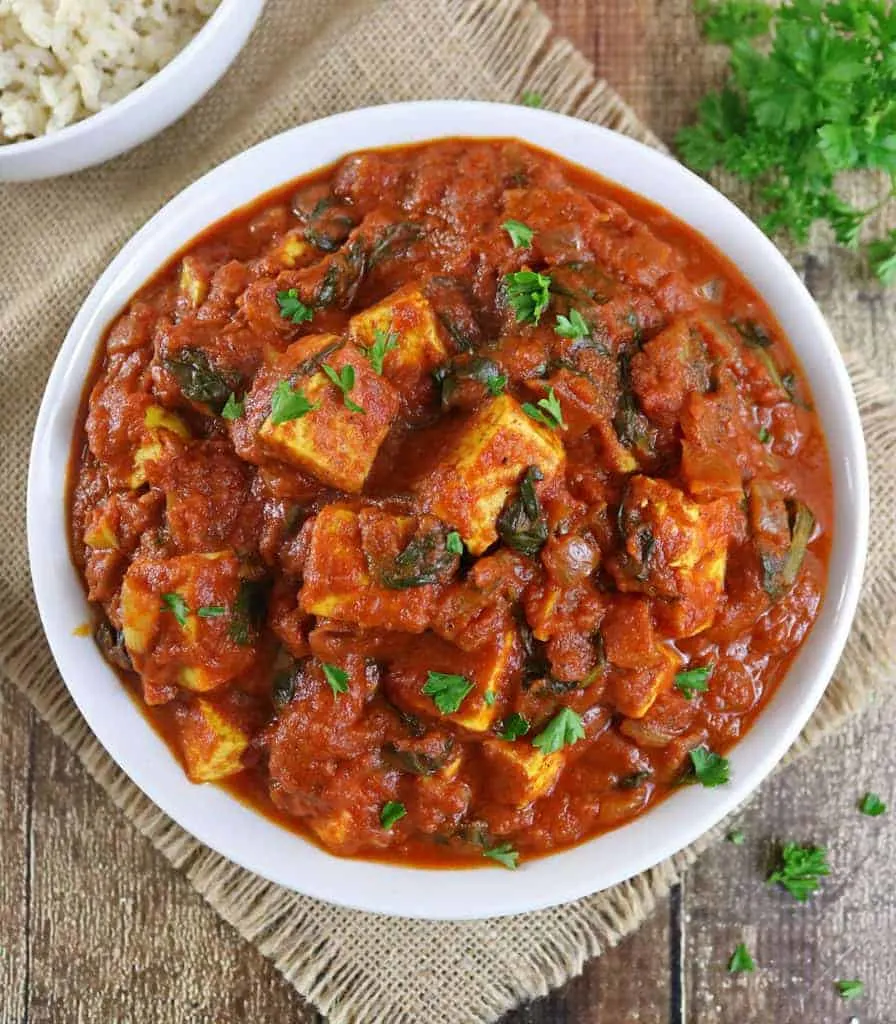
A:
[69,138,833,868]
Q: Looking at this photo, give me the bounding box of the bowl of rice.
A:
[0,0,265,182]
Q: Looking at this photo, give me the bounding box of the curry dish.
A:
[69,138,833,868]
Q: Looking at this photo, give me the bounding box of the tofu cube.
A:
[482,740,565,806]
[120,551,258,696]
[83,505,119,550]
[300,505,437,633]
[129,404,190,488]
[175,696,251,782]
[609,643,681,719]
[349,284,448,391]
[178,255,209,309]
[256,335,399,493]
[420,394,565,554]
[274,230,313,268]
[307,808,356,851]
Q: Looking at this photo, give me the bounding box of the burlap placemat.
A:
[2,2,895,1022]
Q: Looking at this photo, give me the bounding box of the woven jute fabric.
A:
[2,2,895,1022]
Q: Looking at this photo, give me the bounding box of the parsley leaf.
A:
[197,605,226,618]
[361,327,398,375]
[422,671,474,714]
[727,829,746,846]
[161,592,189,627]
[689,746,731,787]
[270,381,317,424]
[679,1,896,284]
[532,707,585,754]
[859,791,887,817]
[483,841,520,869]
[728,942,756,974]
[505,270,552,324]
[497,713,530,741]
[446,531,464,555]
[521,91,543,108]
[836,979,864,1001]
[522,387,564,429]
[674,664,713,700]
[502,219,534,248]
[276,288,314,324]
[767,842,829,901]
[321,362,365,413]
[221,392,244,420]
[554,309,590,341]
[321,661,349,697]
[483,689,496,707]
[380,801,407,829]
[757,426,771,444]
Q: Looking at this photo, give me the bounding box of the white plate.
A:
[28,101,869,919]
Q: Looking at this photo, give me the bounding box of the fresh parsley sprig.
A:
[361,327,398,375]
[270,380,317,424]
[767,842,829,901]
[505,269,552,324]
[532,707,585,754]
[422,671,474,715]
[322,362,365,413]
[276,288,314,323]
[522,387,564,430]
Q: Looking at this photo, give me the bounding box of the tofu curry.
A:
[69,138,832,868]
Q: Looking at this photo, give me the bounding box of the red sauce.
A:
[68,138,832,868]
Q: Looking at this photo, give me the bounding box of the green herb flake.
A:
[380,801,407,829]
[321,362,365,413]
[554,308,590,342]
[728,942,755,974]
[361,327,399,375]
[532,707,585,754]
[689,746,731,788]
[502,219,534,249]
[197,605,226,618]
[521,387,564,430]
[836,979,864,1001]
[483,689,496,707]
[321,661,349,697]
[521,91,543,108]
[423,671,474,715]
[497,713,530,741]
[674,664,713,700]
[160,592,189,627]
[483,841,520,869]
[221,392,244,420]
[270,381,317,425]
[757,426,771,444]
[767,842,829,902]
[505,269,552,324]
[859,792,887,817]
[727,829,746,846]
[446,531,464,555]
[276,288,314,324]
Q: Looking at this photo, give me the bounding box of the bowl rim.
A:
[0,0,264,165]
[27,99,869,920]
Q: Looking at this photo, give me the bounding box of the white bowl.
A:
[0,0,264,182]
[28,101,869,919]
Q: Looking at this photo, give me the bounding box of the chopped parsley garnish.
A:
[321,362,365,413]
[554,309,590,341]
[505,269,552,324]
[674,664,713,700]
[270,380,317,424]
[486,373,508,396]
[689,746,731,787]
[522,387,564,430]
[727,829,746,846]
[446,531,464,555]
[321,662,349,697]
[757,426,771,444]
[532,707,585,754]
[379,801,407,829]
[276,288,314,324]
[859,791,887,817]
[836,979,864,1001]
[221,392,244,420]
[483,689,496,707]
[728,943,755,974]
[502,219,534,249]
[483,841,519,869]
[422,671,474,714]
[767,842,829,901]
[497,713,530,741]
[521,90,543,108]
[361,327,398,375]
[197,605,226,618]
[160,592,189,627]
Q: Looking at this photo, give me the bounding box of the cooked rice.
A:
[0,0,220,144]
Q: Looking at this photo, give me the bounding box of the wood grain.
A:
[2,2,896,1023]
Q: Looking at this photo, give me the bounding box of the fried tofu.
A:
[175,695,252,782]
[482,740,565,806]
[129,404,190,488]
[608,643,681,719]
[256,334,400,493]
[349,284,448,391]
[420,394,565,554]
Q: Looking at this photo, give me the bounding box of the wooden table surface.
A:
[2,3,895,1022]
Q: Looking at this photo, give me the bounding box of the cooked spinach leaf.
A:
[164,348,241,412]
[497,466,548,557]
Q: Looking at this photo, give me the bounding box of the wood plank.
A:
[25,720,318,1024]
[0,683,31,1024]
